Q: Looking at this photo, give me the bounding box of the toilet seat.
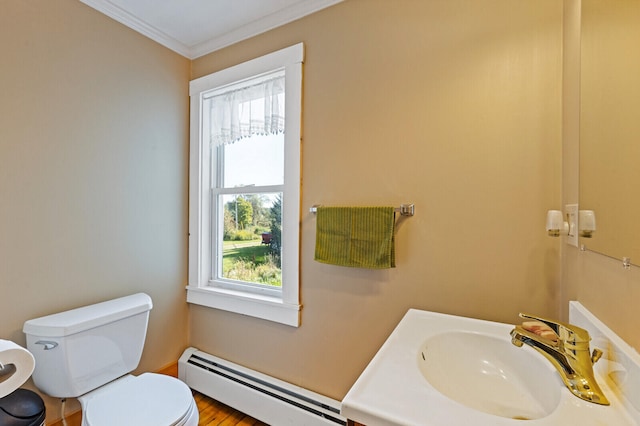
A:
[84,373,196,426]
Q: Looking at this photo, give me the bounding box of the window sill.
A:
[186,285,301,327]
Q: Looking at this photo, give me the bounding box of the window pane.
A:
[222,134,284,188]
[219,192,282,288]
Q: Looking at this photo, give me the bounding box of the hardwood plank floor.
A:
[194,391,269,426]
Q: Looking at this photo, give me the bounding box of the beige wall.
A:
[0,0,190,421]
[191,0,563,400]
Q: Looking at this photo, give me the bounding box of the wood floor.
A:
[194,391,269,426]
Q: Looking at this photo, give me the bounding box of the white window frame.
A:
[187,43,303,327]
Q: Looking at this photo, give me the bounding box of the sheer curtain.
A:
[208,73,285,147]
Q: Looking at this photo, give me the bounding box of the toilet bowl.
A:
[80,374,198,426]
[23,293,199,426]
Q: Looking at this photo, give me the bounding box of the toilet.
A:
[23,293,198,426]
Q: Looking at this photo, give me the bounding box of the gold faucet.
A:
[510,313,609,405]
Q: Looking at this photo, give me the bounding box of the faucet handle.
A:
[519,313,591,344]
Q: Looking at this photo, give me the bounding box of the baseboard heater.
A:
[178,347,346,426]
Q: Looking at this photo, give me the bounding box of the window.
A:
[187,44,303,327]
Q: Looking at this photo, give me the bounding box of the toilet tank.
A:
[23,293,153,398]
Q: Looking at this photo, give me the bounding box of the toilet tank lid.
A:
[23,293,153,338]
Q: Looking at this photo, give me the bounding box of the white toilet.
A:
[23,293,198,426]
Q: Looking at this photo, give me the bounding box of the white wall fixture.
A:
[565,204,578,247]
[546,210,569,237]
[546,205,579,247]
[578,210,596,237]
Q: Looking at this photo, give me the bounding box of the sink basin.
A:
[417,331,560,420]
[341,307,637,425]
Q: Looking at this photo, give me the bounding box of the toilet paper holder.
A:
[0,340,36,399]
[0,359,17,374]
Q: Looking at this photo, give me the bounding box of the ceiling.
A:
[80,0,342,59]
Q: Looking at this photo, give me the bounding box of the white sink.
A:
[341,306,638,425]
[417,331,560,420]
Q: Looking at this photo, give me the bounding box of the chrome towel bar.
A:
[309,204,415,217]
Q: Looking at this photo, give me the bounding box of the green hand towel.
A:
[314,206,396,269]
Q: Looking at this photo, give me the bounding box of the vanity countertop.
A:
[341,305,639,425]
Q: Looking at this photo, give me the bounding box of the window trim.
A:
[187,43,303,327]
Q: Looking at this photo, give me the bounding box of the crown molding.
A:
[189,0,343,59]
[80,0,343,59]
